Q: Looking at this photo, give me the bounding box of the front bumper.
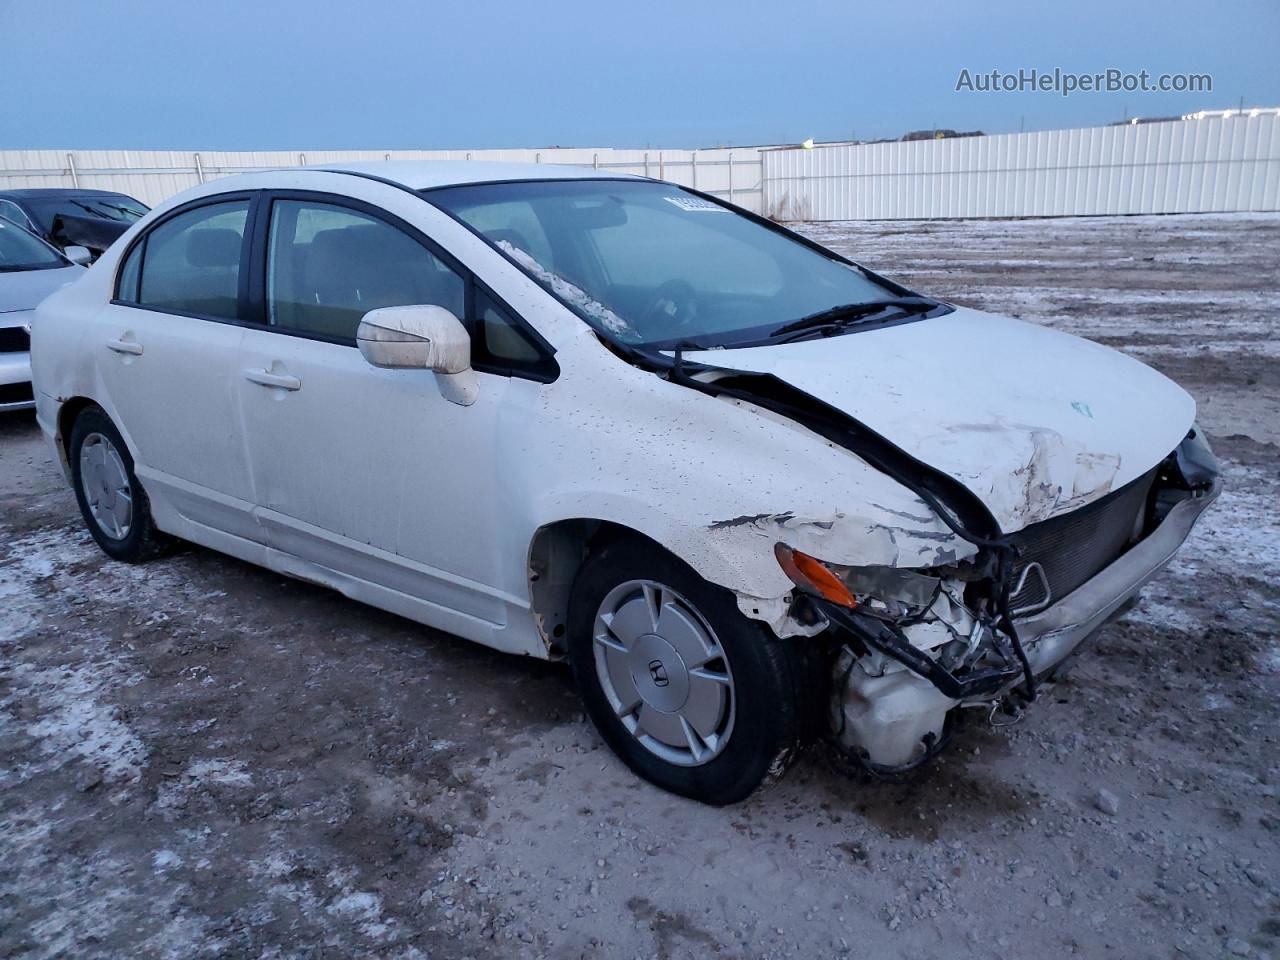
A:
[1016,477,1220,675]
[825,453,1221,769]
[0,350,34,411]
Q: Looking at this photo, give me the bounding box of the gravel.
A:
[1094,788,1121,817]
[1,212,1277,959]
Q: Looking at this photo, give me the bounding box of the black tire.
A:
[68,406,169,563]
[568,536,808,805]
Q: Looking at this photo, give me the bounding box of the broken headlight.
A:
[774,543,942,619]
[778,544,1023,701]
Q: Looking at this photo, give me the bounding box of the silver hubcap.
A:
[79,432,132,540]
[593,580,735,767]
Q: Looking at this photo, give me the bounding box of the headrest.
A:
[309,225,415,266]
[186,228,242,268]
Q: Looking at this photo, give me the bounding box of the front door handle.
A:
[106,338,143,356]
[244,367,302,391]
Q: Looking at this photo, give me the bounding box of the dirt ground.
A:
[2,212,1277,960]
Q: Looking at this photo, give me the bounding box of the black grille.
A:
[0,326,31,353]
[1007,469,1156,613]
[0,381,34,405]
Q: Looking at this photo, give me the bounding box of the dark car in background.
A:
[0,188,149,261]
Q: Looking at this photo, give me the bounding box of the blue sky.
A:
[3,0,1277,149]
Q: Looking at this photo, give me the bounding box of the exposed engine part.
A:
[987,700,1025,728]
[822,569,1029,768]
[828,643,957,771]
[819,600,1023,701]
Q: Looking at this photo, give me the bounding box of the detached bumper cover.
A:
[824,474,1220,703]
[1016,474,1220,675]
[824,432,1220,769]
[835,426,1221,695]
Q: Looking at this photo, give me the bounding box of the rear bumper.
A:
[0,351,34,411]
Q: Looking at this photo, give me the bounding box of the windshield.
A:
[23,195,148,233]
[426,180,929,349]
[0,218,65,272]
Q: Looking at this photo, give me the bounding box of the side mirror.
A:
[356,304,478,406]
[64,245,92,265]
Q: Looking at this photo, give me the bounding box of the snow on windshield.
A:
[494,239,636,339]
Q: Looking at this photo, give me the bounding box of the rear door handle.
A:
[244,367,302,391]
[106,338,143,356]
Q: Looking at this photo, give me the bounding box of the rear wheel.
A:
[568,537,806,805]
[69,407,168,562]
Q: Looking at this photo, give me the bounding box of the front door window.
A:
[265,200,465,340]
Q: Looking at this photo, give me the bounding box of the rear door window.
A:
[131,200,250,320]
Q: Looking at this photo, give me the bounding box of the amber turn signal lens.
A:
[774,543,858,608]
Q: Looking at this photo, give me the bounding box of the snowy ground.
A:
[1,212,1278,960]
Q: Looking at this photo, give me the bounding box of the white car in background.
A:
[0,217,87,411]
[30,162,1219,804]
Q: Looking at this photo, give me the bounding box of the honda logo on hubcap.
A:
[648,659,669,687]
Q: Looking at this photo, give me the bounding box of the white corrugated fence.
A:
[3,114,1278,222]
[762,114,1280,220]
[0,147,767,214]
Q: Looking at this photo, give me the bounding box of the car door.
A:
[97,194,261,543]
[235,192,554,627]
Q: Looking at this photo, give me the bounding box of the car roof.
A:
[0,188,138,200]
[317,160,643,190]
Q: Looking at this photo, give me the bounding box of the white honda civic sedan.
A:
[32,162,1219,804]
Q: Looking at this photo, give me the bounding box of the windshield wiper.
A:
[68,199,127,221]
[771,296,939,342]
[98,202,141,219]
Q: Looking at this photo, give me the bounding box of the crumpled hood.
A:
[687,307,1196,533]
[0,265,83,315]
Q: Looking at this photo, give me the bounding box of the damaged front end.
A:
[615,336,1220,774]
[777,430,1221,774]
[780,546,1027,773]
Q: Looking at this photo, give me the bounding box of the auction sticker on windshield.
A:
[663,196,729,212]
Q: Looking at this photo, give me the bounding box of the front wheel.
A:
[568,537,807,805]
